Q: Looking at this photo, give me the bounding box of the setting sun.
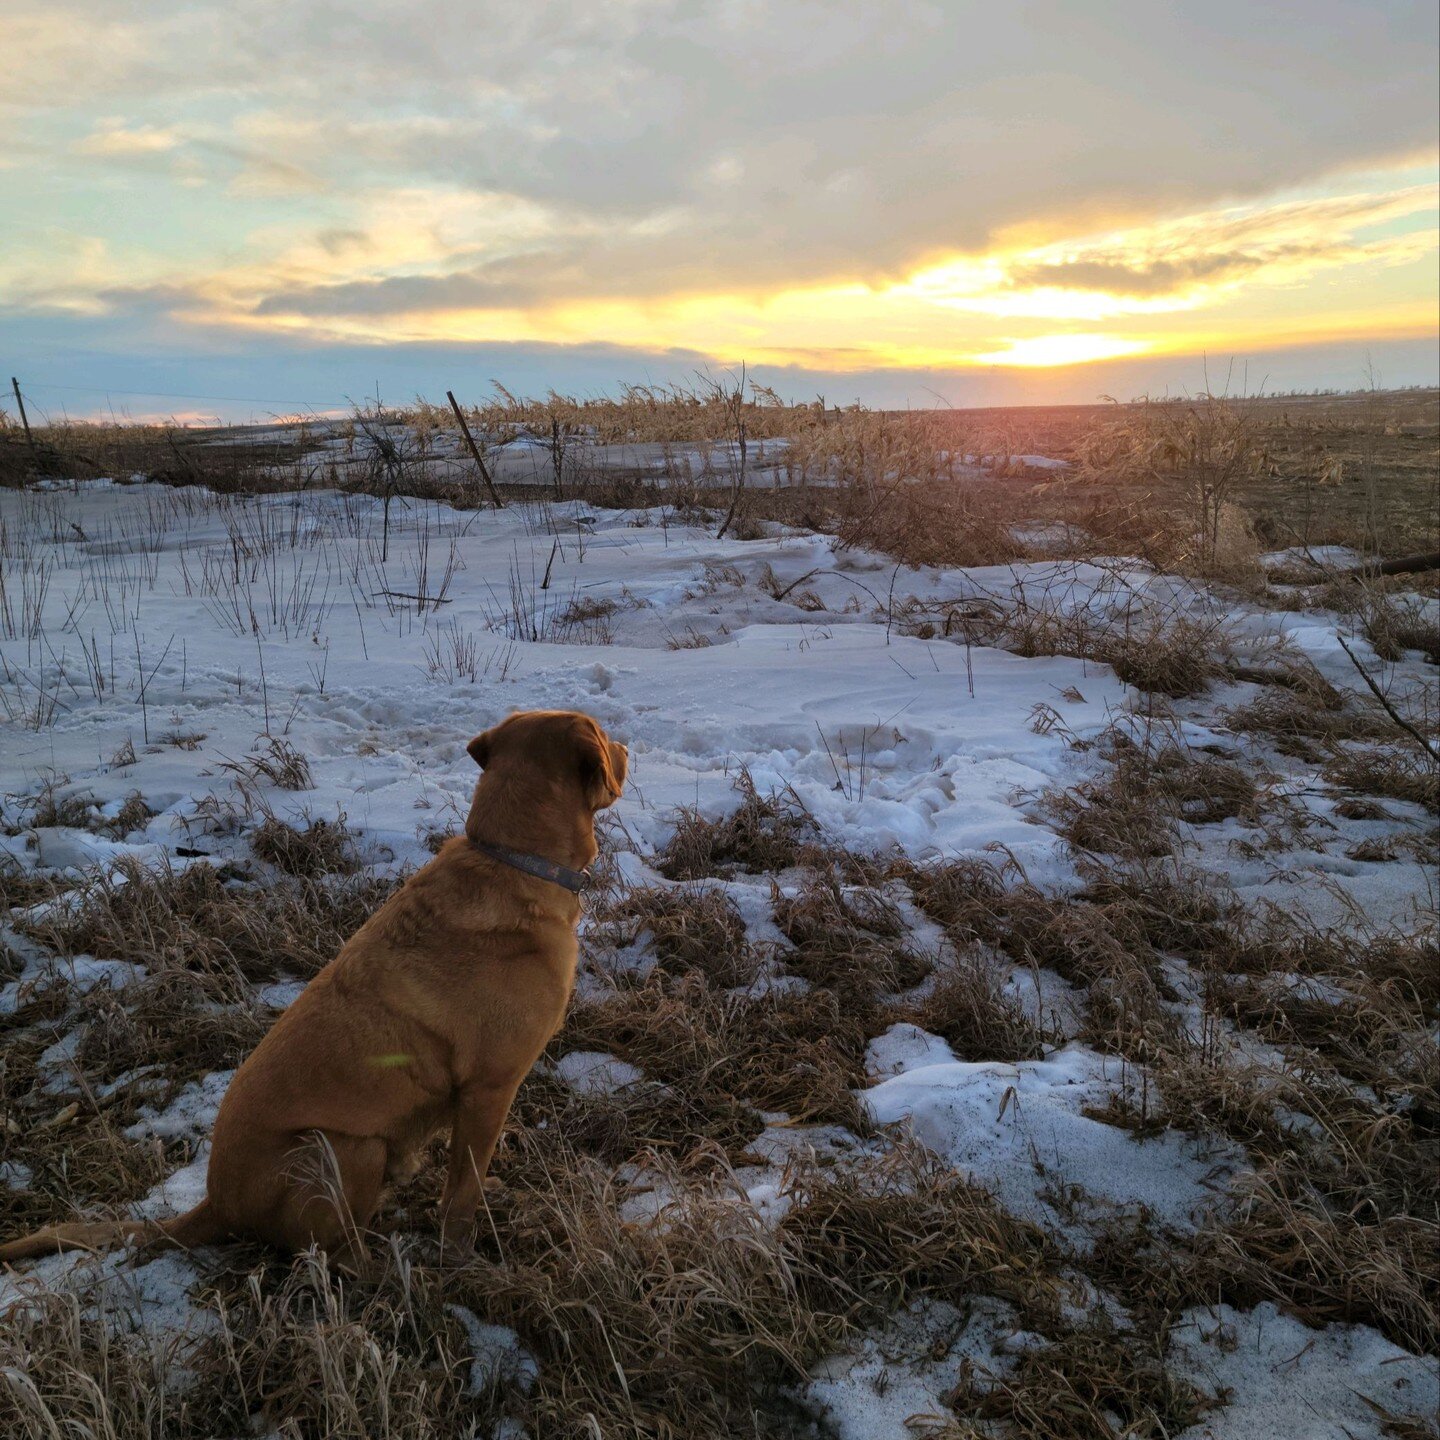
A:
[968,334,1151,368]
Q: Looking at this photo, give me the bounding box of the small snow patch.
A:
[1171,1303,1438,1440]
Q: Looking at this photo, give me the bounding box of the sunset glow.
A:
[2,2,1435,415]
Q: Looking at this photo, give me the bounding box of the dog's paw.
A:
[440,1231,477,1265]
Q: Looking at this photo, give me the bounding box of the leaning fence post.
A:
[446,390,505,508]
[11,377,37,463]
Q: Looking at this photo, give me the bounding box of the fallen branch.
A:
[1335,632,1439,762]
[768,567,820,602]
[370,590,454,606]
[1339,551,1440,580]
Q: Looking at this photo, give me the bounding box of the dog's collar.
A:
[469,838,589,894]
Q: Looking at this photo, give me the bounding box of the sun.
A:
[969,334,1150,367]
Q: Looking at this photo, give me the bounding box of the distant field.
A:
[6,385,1436,560]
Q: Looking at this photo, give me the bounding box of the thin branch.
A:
[1335,632,1439,761]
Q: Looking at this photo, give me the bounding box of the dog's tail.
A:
[0,1198,224,1263]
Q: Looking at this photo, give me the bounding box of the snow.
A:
[0,485,1135,883]
[447,1305,540,1397]
[2,479,1435,1427]
[1259,545,1363,573]
[126,1071,233,1218]
[1171,1304,1439,1440]
[862,1027,1237,1231]
[802,1296,1024,1439]
[552,1049,645,1094]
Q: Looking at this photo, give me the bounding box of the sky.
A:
[2,0,1437,423]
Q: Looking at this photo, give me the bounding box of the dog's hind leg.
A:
[265,1131,389,1268]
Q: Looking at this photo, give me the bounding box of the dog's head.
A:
[467,709,627,812]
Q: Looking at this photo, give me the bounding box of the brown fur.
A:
[0,709,627,1267]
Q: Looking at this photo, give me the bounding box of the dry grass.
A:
[972,588,1232,699]
[1362,595,1440,665]
[16,858,397,982]
[1100,616,1228,697]
[511,1065,763,1167]
[0,1033,176,1235]
[777,1142,1059,1324]
[0,1242,501,1440]
[250,813,362,878]
[216,735,314,793]
[454,1143,836,1436]
[957,1323,1210,1440]
[771,870,931,1003]
[0,416,326,494]
[910,862,1185,1064]
[905,854,1013,947]
[0,859,73,913]
[657,770,822,880]
[561,972,873,1133]
[1196,1161,1438,1353]
[1044,734,1261,859]
[1324,744,1440,811]
[596,882,762,989]
[70,968,272,1098]
[906,949,1053,1063]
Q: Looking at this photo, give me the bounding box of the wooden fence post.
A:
[446,390,505,508]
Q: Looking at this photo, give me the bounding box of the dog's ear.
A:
[467,729,493,768]
[574,719,626,809]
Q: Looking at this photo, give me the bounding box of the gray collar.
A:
[469,838,589,894]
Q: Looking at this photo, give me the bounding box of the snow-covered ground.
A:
[1,478,1435,1437]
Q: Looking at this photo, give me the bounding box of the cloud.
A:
[74,120,181,156]
[999,185,1440,299]
[2,0,1436,389]
[7,1,1437,292]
